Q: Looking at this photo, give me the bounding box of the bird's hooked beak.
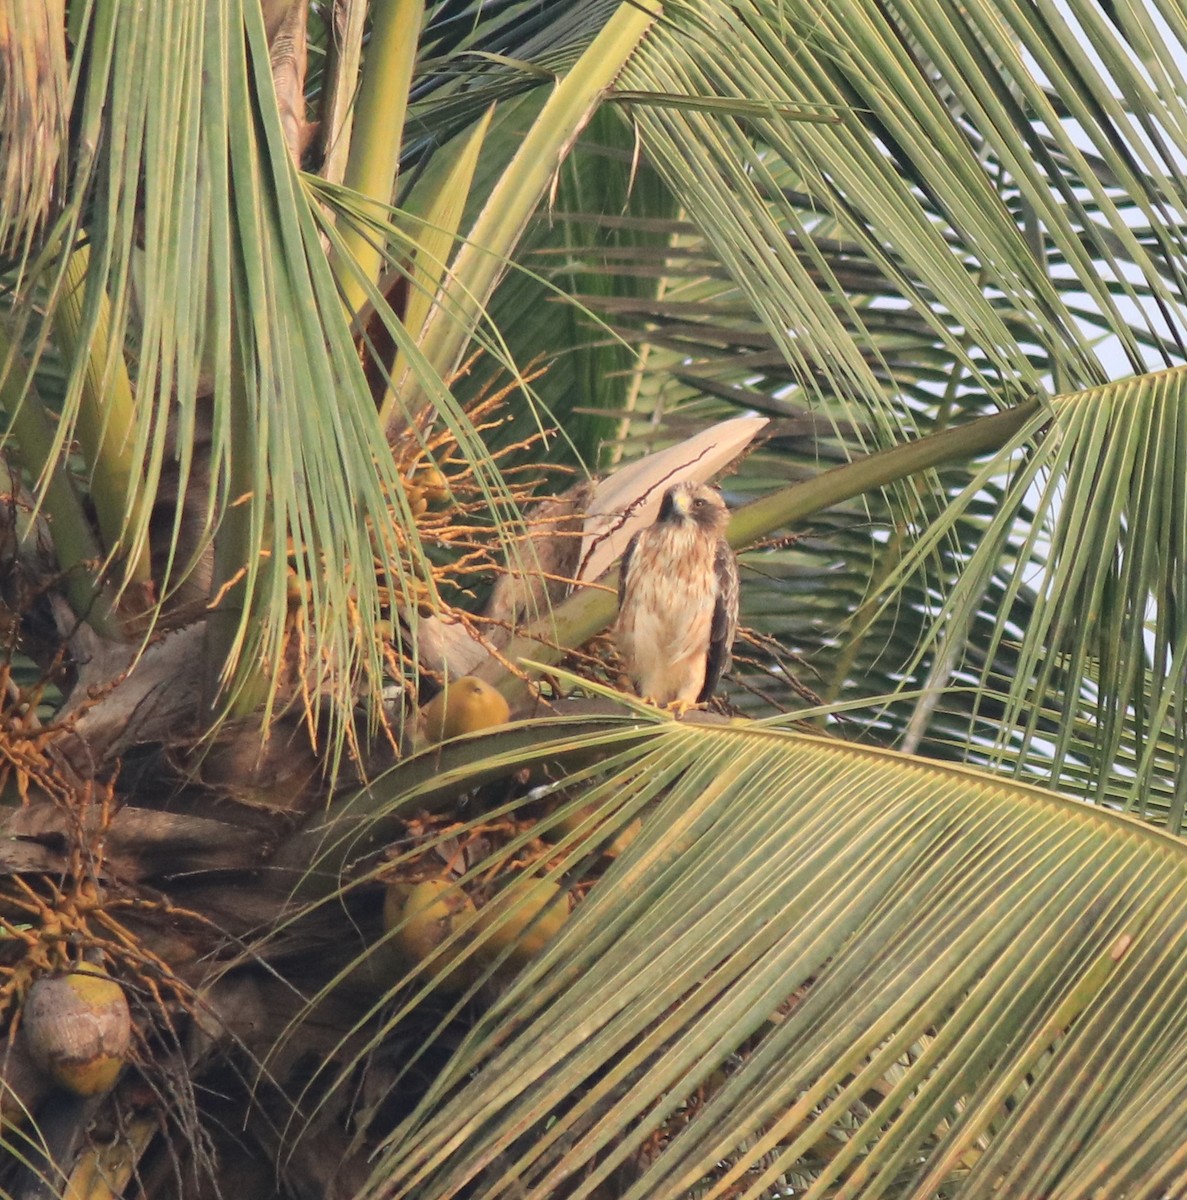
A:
[658,485,691,523]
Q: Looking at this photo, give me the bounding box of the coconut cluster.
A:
[383,875,572,994]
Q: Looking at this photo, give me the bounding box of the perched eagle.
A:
[615,482,739,708]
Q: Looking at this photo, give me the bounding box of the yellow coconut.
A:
[285,570,311,608]
[413,465,449,506]
[421,677,511,743]
[402,480,427,518]
[548,803,642,858]
[383,879,477,990]
[24,964,132,1096]
[476,878,570,969]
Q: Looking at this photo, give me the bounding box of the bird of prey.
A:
[615,482,739,710]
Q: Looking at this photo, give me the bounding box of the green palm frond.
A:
[2,0,658,750]
[404,2,657,428]
[915,670,1184,829]
[0,1,437,739]
[348,716,1187,1199]
[446,105,680,469]
[404,0,621,165]
[527,0,1187,815]
[896,367,1187,820]
[608,0,1187,425]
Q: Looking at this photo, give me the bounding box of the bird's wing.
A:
[699,540,740,702]
[618,531,641,610]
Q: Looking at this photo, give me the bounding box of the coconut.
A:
[384,879,477,990]
[24,964,132,1096]
[547,802,642,858]
[475,878,570,969]
[413,465,449,505]
[421,677,510,743]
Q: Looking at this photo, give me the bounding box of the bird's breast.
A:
[616,525,721,704]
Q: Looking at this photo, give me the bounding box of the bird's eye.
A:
[693,498,706,509]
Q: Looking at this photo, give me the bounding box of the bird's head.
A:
[657,482,729,532]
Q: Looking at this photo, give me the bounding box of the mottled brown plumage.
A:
[615,482,739,707]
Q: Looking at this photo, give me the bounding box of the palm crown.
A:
[2,0,1187,1196]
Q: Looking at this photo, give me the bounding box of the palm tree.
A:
[3,0,1187,1196]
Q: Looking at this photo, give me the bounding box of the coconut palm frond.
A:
[892,368,1187,821]
[354,717,1187,1200]
[1,1,445,745]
